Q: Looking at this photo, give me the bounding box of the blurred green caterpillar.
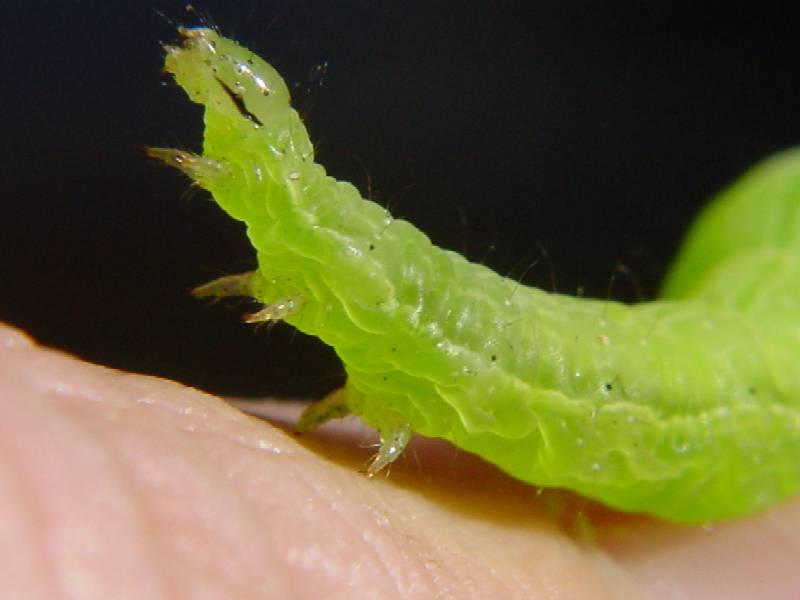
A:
[149,27,800,523]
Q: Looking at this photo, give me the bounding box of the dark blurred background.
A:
[1,1,797,398]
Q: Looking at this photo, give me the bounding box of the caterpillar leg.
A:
[295,387,353,433]
[297,386,412,475]
[366,420,412,476]
[191,272,261,300]
[192,271,303,324]
[145,147,230,190]
[244,296,304,324]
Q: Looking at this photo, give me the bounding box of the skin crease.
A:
[1,321,799,600]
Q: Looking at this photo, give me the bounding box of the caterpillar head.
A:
[164,27,290,127]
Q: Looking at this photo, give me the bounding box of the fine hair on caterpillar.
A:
[149,26,800,523]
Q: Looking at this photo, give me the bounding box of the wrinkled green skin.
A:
[152,28,800,522]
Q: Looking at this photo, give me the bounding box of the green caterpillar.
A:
[149,27,800,523]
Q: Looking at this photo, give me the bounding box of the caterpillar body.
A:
[150,28,800,523]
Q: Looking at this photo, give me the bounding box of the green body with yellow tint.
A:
[151,27,800,522]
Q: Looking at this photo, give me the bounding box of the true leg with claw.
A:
[365,420,412,476]
[296,387,354,432]
[192,271,304,324]
[297,385,412,475]
[191,272,261,301]
[146,147,231,190]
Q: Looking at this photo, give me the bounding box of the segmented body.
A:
[151,28,800,522]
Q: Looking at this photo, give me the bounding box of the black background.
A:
[2,1,797,398]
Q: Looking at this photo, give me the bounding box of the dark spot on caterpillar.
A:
[214,76,264,126]
[369,243,375,251]
[604,382,613,391]
[391,347,396,352]
[491,354,497,362]
[382,376,388,381]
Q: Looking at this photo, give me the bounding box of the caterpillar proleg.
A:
[150,27,800,522]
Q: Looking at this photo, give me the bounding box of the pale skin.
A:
[2,321,799,600]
